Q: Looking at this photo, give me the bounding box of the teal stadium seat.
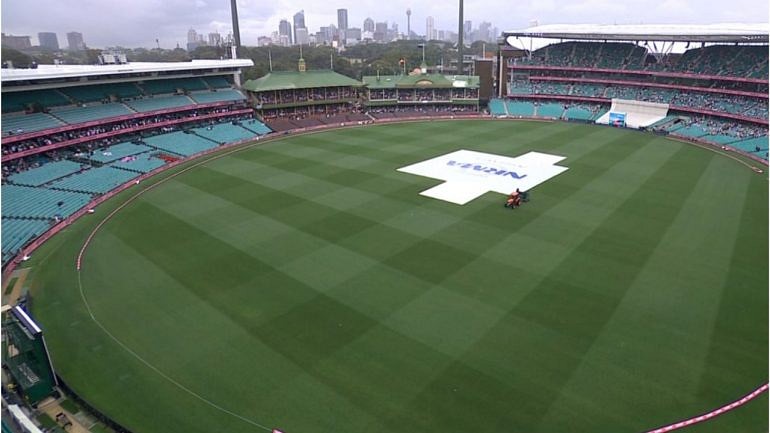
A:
[488,99,507,116]
[49,166,140,194]
[89,142,153,163]
[125,95,196,112]
[203,76,232,88]
[240,120,273,135]
[1,184,92,219]
[563,106,594,121]
[505,101,535,117]
[140,78,208,95]
[51,103,134,124]
[109,155,167,173]
[1,112,65,134]
[61,83,142,103]
[731,136,769,155]
[536,103,565,118]
[188,90,246,104]
[192,123,258,144]
[2,218,52,264]
[1,89,70,113]
[141,131,221,156]
[7,160,84,186]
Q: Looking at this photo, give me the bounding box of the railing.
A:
[529,76,768,99]
[505,94,769,125]
[1,108,253,162]
[2,100,244,145]
[509,64,768,84]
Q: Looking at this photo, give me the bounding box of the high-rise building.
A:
[426,17,435,41]
[337,9,348,44]
[363,17,375,33]
[293,10,305,45]
[295,27,309,45]
[37,32,59,50]
[345,27,362,44]
[208,32,222,46]
[464,20,472,41]
[66,32,85,51]
[477,22,492,43]
[279,19,292,46]
[187,28,198,43]
[2,33,32,50]
[374,22,388,42]
[337,9,348,30]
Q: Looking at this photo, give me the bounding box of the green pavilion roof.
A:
[242,70,363,93]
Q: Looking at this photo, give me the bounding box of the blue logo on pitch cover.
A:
[446,161,527,179]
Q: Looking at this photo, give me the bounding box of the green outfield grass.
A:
[25,120,768,433]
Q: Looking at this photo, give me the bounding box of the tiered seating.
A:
[672,124,708,139]
[7,160,83,186]
[727,46,767,78]
[88,142,153,163]
[743,101,769,119]
[61,83,142,102]
[141,131,220,156]
[140,78,208,95]
[624,45,648,70]
[51,103,134,124]
[2,218,52,263]
[203,76,232,88]
[540,43,573,67]
[570,83,605,97]
[508,80,534,94]
[604,86,641,100]
[518,41,769,79]
[240,120,273,135]
[649,115,682,129]
[571,42,600,67]
[505,101,535,117]
[534,82,571,96]
[488,99,507,116]
[49,166,140,194]
[595,43,632,69]
[563,105,595,121]
[536,103,564,118]
[1,184,91,219]
[731,136,769,155]
[188,89,246,104]
[1,112,65,134]
[109,155,167,173]
[2,89,70,113]
[192,123,258,144]
[125,95,195,112]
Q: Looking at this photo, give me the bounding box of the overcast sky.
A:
[1,0,768,49]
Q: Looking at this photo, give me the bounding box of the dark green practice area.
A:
[24,120,768,433]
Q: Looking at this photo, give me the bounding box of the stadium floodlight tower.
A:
[230,0,241,58]
[457,0,464,74]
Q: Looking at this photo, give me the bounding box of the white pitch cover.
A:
[397,149,569,205]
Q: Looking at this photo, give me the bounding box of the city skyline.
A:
[1,0,768,49]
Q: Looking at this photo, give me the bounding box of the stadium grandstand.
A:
[490,24,769,161]
[0,58,278,266]
[242,67,368,131]
[362,73,480,118]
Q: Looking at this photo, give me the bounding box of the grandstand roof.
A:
[504,23,769,43]
[0,59,254,83]
[362,74,480,89]
[242,70,363,92]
